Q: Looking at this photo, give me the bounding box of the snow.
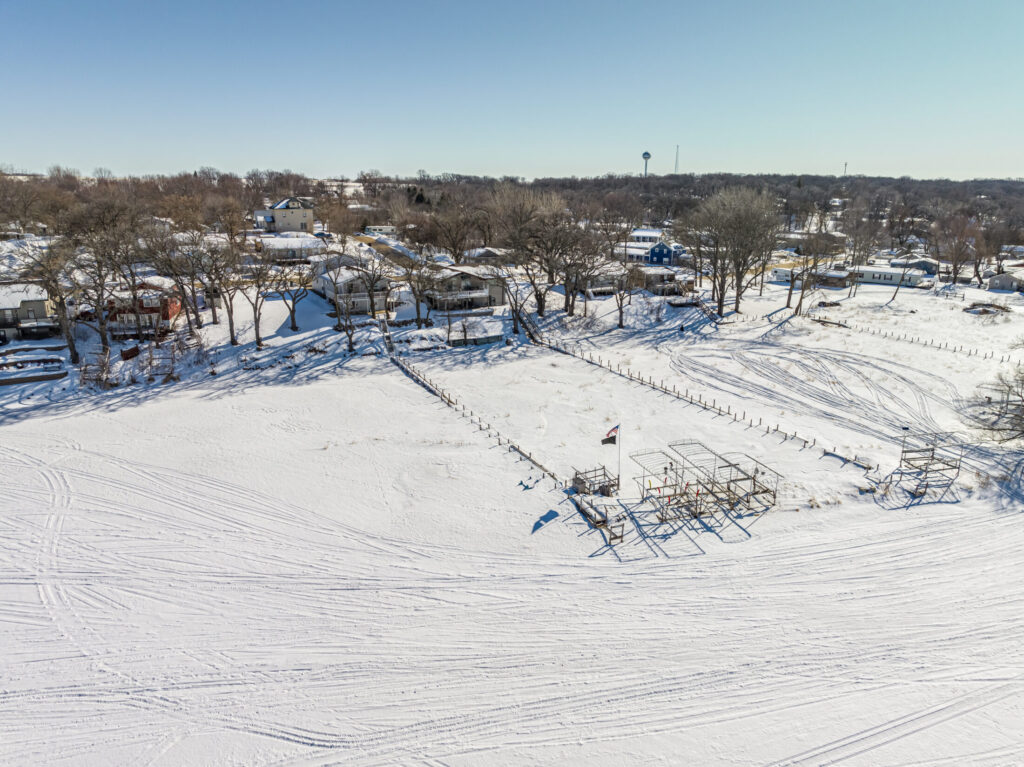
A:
[2,282,1024,764]
[257,235,325,251]
[0,283,47,306]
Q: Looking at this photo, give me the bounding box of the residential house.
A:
[638,265,695,295]
[771,266,854,288]
[308,246,374,278]
[618,238,686,266]
[255,234,327,264]
[108,279,183,338]
[889,256,941,275]
[426,266,506,310]
[254,197,315,233]
[462,247,512,265]
[313,266,398,315]
[988,270,1024,292]
[0,283,58,340]
[628,228,664,244]
[851,266,930,287]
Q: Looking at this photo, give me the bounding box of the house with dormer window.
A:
[254,197,315,233]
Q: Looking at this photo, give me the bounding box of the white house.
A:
[851,266,930,287]
[628,228,664,244]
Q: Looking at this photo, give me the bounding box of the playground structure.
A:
[571,465,619,497]
[571,493,629,545]
[897,431,964,497]
[631,440,781,521]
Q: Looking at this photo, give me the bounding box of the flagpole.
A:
[618,423,622,494]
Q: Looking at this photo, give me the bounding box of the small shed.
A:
[988,270,1024,292]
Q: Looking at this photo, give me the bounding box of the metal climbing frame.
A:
[667,440,781,514]
[899,432,964,496]
[629,448,709,520]
[571,466,619,497]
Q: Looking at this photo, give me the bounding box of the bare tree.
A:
[109,232,149,339]
[239,246,277,348]
[354,255,396,319]
[395,256,440,329]
[15,238,81,363]
[980,367,1024,442]
[74,216,137,353]
[271,263,311,332]
[675,211,707,289]
[560,229,606,317]
[336,291,358,352]
[844,197,881,267]
[791,231,839,315]
[202,240,243,345]
[0,173,41,232]
[694,189,778,316]
[432,196,477,264]
[612,263,644,329]
[887,198,918,250]
[932,211,975,285]
[488,263,527,335]
[204,196,248,344]
[524,208,577,316]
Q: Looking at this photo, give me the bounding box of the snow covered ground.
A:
[2,284,1024,765]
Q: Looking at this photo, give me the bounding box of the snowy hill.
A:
[2,283,1024,764]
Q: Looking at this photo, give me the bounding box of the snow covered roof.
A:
[630,228,663,238]
[853,266,927,277]
[890,256,939,266]
[638,264,687,277]
[463,247,510,260]
[258,236,325,251]
[270,197,314,210]
[317,266,363,284]
[446,265,498,279]
[0,283,47,307]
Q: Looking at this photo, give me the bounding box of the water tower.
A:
[642,151,651,178]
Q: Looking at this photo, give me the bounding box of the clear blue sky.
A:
[2,0,1021,180]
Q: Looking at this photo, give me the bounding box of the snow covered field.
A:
[2,285,1024,765]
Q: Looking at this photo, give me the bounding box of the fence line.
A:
[544,340,820,450]
[389,353,563,487]
[805,313,1020,365]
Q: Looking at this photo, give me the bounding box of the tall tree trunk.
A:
[225,297,238,345]
[97,313,110,353]
[253,303,263,348]
[56,298,79,365]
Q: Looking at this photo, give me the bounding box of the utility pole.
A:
[674,145,679,174]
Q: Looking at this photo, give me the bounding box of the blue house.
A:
[647,242,674,265]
